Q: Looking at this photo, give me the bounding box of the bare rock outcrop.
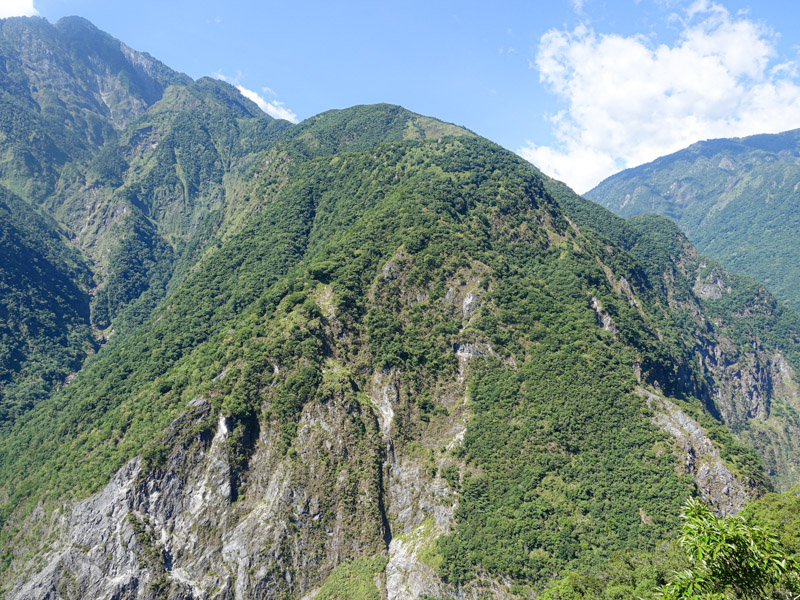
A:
[638,387,754,516]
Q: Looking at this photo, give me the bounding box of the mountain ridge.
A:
[586,128,800,313]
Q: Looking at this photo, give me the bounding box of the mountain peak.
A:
[54,14,103,33]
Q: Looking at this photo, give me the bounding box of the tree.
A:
[660,497,800,599]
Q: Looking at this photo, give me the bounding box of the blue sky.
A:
[4,0,800,191]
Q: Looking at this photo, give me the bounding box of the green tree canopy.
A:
[661,498,800,599]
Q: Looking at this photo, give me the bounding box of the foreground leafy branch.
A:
[660,497,800,599]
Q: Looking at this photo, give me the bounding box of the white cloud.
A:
[236,85,298,123]
[572,0,587,14]
[519,2,800,193]
[0,0,38,18]
[211,72,298,123]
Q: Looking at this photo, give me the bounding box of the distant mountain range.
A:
[1,15,800,600]
[587,129,800,313]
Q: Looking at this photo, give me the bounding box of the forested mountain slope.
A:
[586,130,800,313]
[0,186,95,422]
[1,15,799,600]
[549,178,800,490]
[0,14,191,416]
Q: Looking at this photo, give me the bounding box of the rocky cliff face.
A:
[10,396,383,599]
[9,350,475,599]
[638,388,754,517]
[664,251,798,429]
[668,242,800,489]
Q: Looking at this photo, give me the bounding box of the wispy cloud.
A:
[0,0,38,18]
[519,1,800,193]
[571,0,587,14]
[211,72,299,123]
[236,85,298,123]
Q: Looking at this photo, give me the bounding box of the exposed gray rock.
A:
[9,459,147,600]
[370,369,398,437]
[386,524,445,600]
[461,291,482,320]
[638,387,753,516]
[591,296,618,336]
[9,390,388,599]
[697,336,785,424]
[454,342,494,384]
